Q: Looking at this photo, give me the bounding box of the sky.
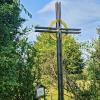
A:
[21,0,100,42]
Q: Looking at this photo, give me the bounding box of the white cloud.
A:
[37,0,100,41]
[63,0,100,24]
[37,0,65,14]
[37,0,100,25]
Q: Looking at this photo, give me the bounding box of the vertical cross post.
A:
[56,2,64,100]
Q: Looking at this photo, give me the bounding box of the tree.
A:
[0,0,25,45]
[14,39,38,100]
[34,33,84,98]
[0,1,38,99]
[86,27,100,100]
[35,33,83,75]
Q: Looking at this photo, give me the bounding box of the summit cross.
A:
[35,2,81,100]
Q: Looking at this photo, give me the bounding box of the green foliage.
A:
[34,33,84,97]
[0,1,38,100]
[62,36,84,74]
[0,0,25,45]
[14,39,38,100]
[87,32,100,80]
[84,27,100,100]
[0,44,19,100]
[35,33,83,75]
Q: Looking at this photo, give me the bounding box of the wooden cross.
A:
[35,2,81,100]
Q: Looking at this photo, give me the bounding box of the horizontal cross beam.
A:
[35,30,81,34]
[35,26,81,31]
[35,29,81,34]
